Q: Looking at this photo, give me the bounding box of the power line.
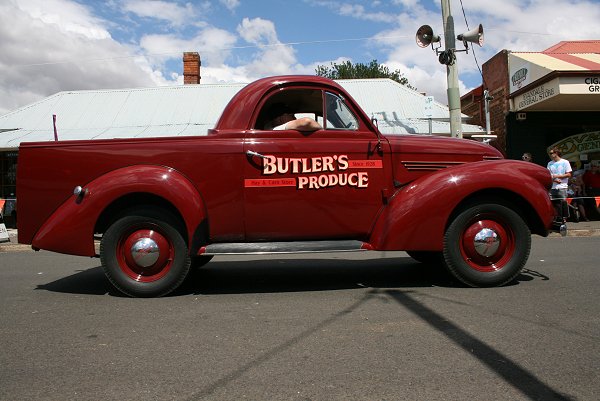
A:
[14,34,412,68]
[13,26,557,68]
[459,0,487,89]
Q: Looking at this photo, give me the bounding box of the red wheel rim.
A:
[116,225,174,282]
[459,216,515,273]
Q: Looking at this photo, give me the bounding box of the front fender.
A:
[369,160,554,251]
[32,165,206,256]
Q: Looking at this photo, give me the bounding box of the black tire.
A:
[406,251,443,265]
[100,209,191,297]
[443,203,531,287]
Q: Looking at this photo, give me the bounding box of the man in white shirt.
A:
[547,147,572,223]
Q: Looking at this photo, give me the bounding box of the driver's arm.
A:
[285,117,322,131]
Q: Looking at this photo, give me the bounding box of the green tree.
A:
[315,59,414,89]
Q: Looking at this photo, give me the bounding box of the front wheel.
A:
[443,203,531,287]
[100,211,191,297]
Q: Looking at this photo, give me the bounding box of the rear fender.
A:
[369,160,554,251]
[32,165,206,256]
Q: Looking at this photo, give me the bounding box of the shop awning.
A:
[508,49,600,112]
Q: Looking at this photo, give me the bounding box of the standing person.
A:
[521,152,533,162]
[583,161,600,219]
[583,161,600,195]
[547,147,572,223]
[569,174,589,221]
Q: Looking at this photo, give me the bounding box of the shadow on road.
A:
[33,258,570,401]
[35,266,122,296]
[386,289,573,401]
[36,256,549,297]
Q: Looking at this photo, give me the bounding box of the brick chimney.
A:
[183,52,201,84]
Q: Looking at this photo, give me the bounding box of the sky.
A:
[1,0,600,116]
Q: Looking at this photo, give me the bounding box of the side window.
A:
[325,92,358,130]
[255,89,323,130]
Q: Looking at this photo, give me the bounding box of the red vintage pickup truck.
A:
[17,75,555,297]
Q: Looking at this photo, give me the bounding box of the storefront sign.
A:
[559,76,600,94]
[514,79,559,110]
[509,54,552,94]
[548,131,600,162]
[511,68,528,90]
[585,77,600,92]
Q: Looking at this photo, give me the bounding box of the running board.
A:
[201,240,369,255]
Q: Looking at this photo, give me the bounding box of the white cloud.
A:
[136,16,299,84]
[246,44,298,77]
[338,4,397,23]
[235,17,298,77]
[14,0,111,39]
[0,0,161,115]
[2,0,599,116]
[121,0,201,27]
[139,27,238,67]
[468,0,600,53]
[392,0,419,7]
[364,0,598,104]
[219,0,240,11]
[199,67,246,84]
[237,17,278,45]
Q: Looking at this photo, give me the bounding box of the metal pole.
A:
[484,89,491,136]
[441,0,463,138]
[53,114,59,141]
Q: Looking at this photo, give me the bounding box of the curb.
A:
[0,233,32,253]
[549,229,600,237]
[0,243,33,252]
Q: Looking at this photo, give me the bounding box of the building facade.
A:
[461,41,600,166]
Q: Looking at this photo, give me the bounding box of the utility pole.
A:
[440,0,463,138]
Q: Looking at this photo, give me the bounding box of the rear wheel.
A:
[443,203,530,287]
[100,209,190,297]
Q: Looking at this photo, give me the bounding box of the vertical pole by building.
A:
[424,95,434,135]
[441,0,463,138]
[484,89,492,136]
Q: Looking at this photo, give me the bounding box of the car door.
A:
[243,89,391,241]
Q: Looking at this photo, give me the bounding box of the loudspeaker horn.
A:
[457,24,484,47]
[416,25,440,48]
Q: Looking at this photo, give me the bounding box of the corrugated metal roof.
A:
[513,40,600,73]
[511,52,594,71]
[0,84,243,149]
[337,79,450,119]
[337,79,483,135]
[543,40,600,54]
[0,79,483,150]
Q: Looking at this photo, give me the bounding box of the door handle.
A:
[246,150,267,159]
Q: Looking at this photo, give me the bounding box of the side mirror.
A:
[371,117,383,154]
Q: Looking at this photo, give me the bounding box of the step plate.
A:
[203,240,367,255]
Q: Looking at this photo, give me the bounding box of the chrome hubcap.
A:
[130,237,160,267]
[473,228,500,257]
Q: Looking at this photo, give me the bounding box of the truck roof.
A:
[213,75,357,131]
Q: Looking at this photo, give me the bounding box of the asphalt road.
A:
[0,237,598,401]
